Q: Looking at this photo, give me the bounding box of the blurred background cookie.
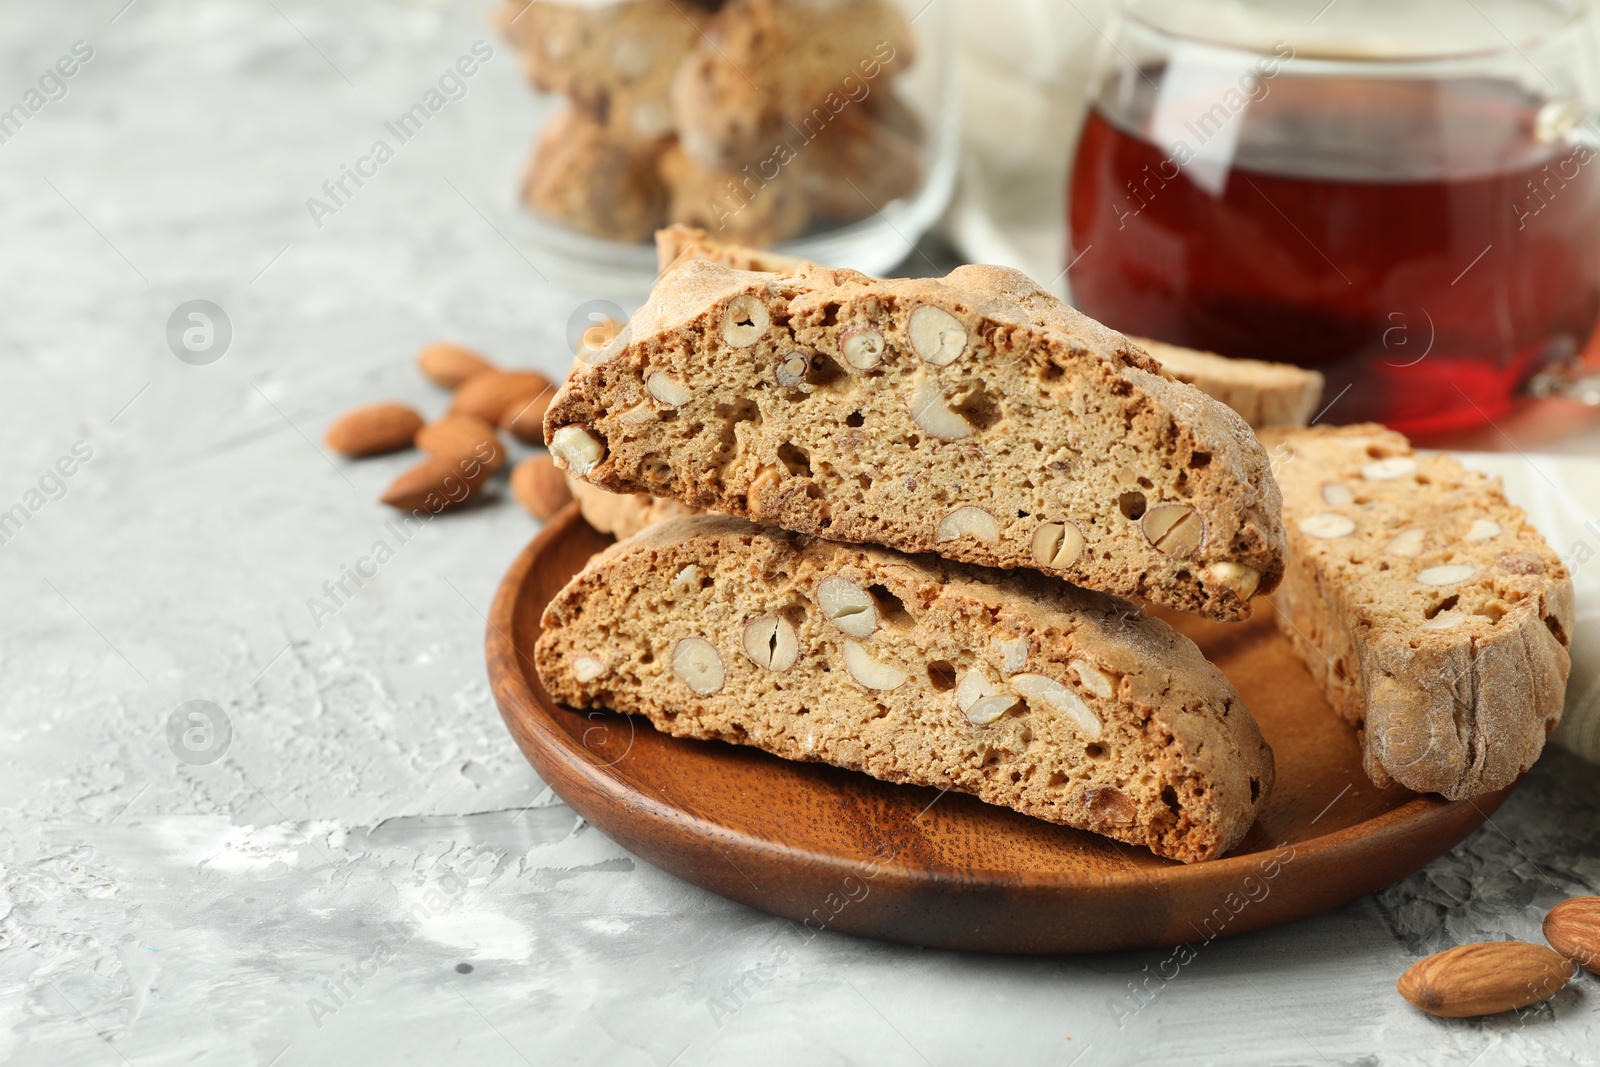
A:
[658,142,811,245]
[522,106,669,242]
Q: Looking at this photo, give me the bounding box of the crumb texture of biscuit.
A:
[1261,424,1574,799]
[1135,338,1325,430]
[535,514,1275,862]
[544,260,1287,620]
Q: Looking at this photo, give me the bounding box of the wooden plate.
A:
[488,506,1514,954]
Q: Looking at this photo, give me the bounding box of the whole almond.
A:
[1545,896,1600,974]
[450,371,551,424]
[380,453,494,514]
[511,455,573,520]
[418,343,496,389]
[1398,941,1574,1017]
[416,414,505,472]
[325,402,424,457]
[499,386,556,446]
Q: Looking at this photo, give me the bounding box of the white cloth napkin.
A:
[944,1,1600,764]
[1459,453,1600,765]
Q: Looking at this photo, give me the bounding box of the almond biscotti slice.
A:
[656,228,1323,431]
[535,514,1274,862]
[1134,339,1324,430]
[1261,424,1574,799]
[544,260,1286,620]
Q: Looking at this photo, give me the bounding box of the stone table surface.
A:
[2,2,1598,1065]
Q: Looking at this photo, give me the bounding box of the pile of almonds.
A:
[324,342,574,520]
[1397,895,1598,1017]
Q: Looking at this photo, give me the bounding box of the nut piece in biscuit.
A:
[1321,481,1354,506]
[953,669,1018,725]
[775,352,809,387]
[572,655,609,682]
[741,615,799,671]
[1070,659,1116,699]
[721,294,771,349]
[908,306,967,366]
[910,374,974,440]
[1142,504,1205,557]
[1363,457,1417,481]
[1206,561,1261,601]
[841,639,907,690]
[1011,673,1103,740]
[1299,513,1356,539]
[816,577,877,638]
[647,372,692,406]
[1032,521,1085,569]
[936,506,999,544]
[550,426,607,476]
[672,637,725,695]
[1417,564,1476,586]
[1386,528,1427,557]
[840,327,885,370]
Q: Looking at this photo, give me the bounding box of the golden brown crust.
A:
[535,513,1274,862]
[1260,424,1574,798]
[545,260,1287,620]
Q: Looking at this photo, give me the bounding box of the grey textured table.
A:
[2,3,1597,1065]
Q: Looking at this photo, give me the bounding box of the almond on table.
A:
[1544,896,1600,974]
[417,342,496,389]
[534,513,1274,863]
[451,370,552,425]
[380,453,494,514]
[416,414,506,473]
[1260,424,1574,799]
[543,261,1287,621]
[1398,941,1574,1017]
[499,387,556,446]
[325,402,424,457]
[511,455,573,521]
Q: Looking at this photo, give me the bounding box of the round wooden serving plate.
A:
[488,506,1514,954]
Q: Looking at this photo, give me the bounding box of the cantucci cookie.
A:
[535,514,1274,862]
[1261,424,1574,799]
[1135,339,1324,430]
[543,260,1287,620]
[668,0,915,168]
[799,106,922,221]
[522,107,667,242]
[658,143,811,246]
[568,474,701,540]
[496,0,709,143]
